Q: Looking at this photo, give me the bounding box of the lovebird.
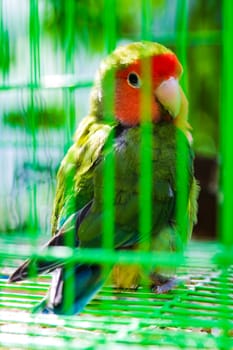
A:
[9,41,199,315]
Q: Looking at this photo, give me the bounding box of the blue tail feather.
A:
[35,264,109,315]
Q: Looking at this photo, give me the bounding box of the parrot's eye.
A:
[127,72,141,88]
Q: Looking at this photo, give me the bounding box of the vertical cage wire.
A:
[98,0,117,312]
[28,0,40,236]
[218,0,233,340]
[139,0,153,258]
[175,0,189,245]
[61,0,76,314]
[63,0,76,147]
[102,0,117,252]
[220,0,233,246]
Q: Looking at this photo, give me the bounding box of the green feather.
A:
[51,115,114,234]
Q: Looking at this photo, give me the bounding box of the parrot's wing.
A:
[51,115,115,235]
[175,128,200,241]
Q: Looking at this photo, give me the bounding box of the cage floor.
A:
[0,241,232,349]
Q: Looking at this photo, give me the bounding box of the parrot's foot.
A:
[150,273,180,294]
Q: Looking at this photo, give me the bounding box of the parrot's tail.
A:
[31,264,108,315]
[8,226,71,283]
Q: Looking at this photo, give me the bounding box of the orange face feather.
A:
[115,53,182,126]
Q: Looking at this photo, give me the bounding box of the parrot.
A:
[9,41,199,315]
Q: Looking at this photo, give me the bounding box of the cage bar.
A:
[220,0,233,246]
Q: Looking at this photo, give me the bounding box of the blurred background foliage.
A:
[1,0,221,155]
[188,0,221,157]
[0,0,220,236]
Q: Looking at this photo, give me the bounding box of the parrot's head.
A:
[90,41,189,132]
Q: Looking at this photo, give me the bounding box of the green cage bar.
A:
[102,0,116,251]
[28,0,40,235]
[139,0,153,254]
[220,0,233,246]
[175,0,190,246]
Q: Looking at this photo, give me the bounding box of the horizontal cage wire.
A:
[0,0,232,349]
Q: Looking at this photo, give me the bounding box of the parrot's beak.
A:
[155,77,181,118]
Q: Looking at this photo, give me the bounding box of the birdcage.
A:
[0,0,232,349]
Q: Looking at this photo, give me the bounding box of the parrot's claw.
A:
[150,274,180,294]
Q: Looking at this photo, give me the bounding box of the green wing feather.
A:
[51,115,115,235]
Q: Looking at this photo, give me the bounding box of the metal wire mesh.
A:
[0,0,232,349]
